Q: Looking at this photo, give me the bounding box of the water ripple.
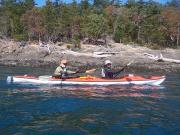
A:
[0,66,179,135]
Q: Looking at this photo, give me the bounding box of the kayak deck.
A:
[7,74,166,86]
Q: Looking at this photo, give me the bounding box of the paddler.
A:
[101,60,127,78]
[53,59,78,78]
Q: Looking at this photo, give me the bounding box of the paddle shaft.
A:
[114,61,134,77]
[72,68,96,74]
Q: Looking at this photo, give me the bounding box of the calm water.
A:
[0,66,179,135]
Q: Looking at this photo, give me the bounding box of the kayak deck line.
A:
[7,74,166,86]
[62,76,165,82]
[14,75,37,79]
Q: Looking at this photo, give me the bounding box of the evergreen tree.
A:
[42,0,57,41]
[83,14,108,41]
[24,0,35,9]
[21,8,45,41]
[167,0,180,7]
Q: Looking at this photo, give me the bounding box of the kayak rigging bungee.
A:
[7,74,166,86]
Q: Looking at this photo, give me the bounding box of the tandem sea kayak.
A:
[7,74,166,86]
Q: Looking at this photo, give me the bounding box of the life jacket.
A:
[54,64,68,78]
[60,65,68,78]
[101,66,114,78]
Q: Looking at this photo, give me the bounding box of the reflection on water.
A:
[12,85,165,98]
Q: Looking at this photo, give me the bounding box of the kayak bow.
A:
[7,74,166,86]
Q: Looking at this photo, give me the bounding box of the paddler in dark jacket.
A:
[54,59,77,78]
[101,60,127,78]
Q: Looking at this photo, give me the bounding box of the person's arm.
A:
[113,65,128,77]
[67,69,77,74]
[114,68,125,74]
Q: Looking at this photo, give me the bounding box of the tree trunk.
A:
[137,25,141,42]
[28,33,31,42]
[113,15,120,38]
[177,23,179,47]
[38,33,41,42]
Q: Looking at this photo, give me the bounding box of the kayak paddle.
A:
[114,60,134,77]
[126,60,134,66]
[85,68,96,74]
[72,68,96,74]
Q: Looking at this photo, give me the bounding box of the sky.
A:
[35,0,170,7]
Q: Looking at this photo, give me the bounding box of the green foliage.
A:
[0,0,179,48]
[93,0,110,8]
[13,34,26,41]
[21,8,45,41]
[114,24,125,43]
[66,44,71,49]
[0,0,35,39]
[72,32,81,49]
[83,14,108,40]
[168,0,180,7]
[42,0,57,41]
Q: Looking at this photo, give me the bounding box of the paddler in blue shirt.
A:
[54,59,78,78]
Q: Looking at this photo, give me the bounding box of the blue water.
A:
[0,66,179,135]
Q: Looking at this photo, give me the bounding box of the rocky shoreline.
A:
[0,39,180,73]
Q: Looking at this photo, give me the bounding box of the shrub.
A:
[66,44,71,49]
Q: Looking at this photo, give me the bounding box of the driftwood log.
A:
[93,52,120,55]
[62,50,112,58]
[144,53,180,64]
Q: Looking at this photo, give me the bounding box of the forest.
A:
[0,0,179,48]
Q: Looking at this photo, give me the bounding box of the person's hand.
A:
[75,70,80,73]
[75,68,83,73]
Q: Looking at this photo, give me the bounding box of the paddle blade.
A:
[85,68,96,74]
[127,60,134,66]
